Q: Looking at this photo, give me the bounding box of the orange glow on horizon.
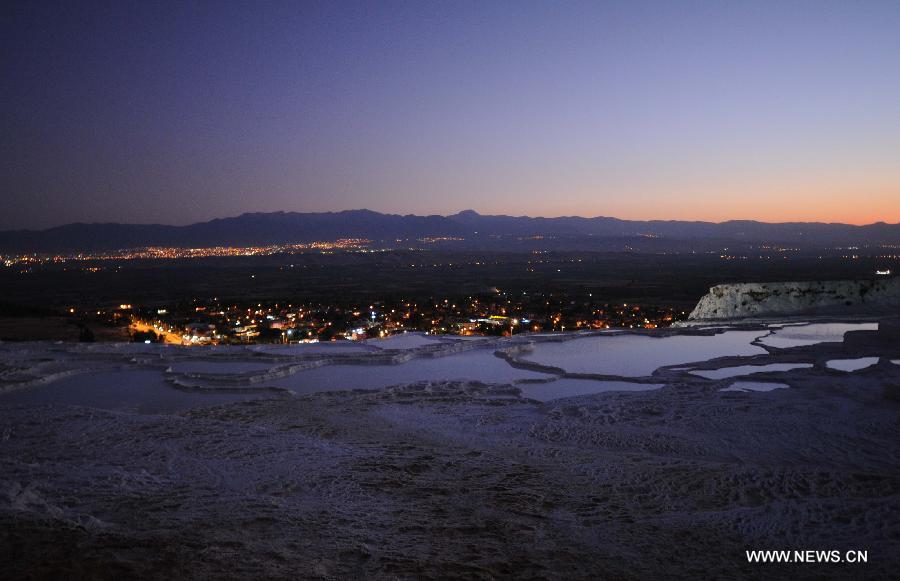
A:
[468,183,900,226]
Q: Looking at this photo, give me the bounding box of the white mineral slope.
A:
[689,277,900,320]
[2,364,899,579]
[2,322,900,579]
[757,322,878,349]
[719,380,790,392]
[826,357,880,372]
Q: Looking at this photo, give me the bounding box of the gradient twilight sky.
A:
[2,0,899,229]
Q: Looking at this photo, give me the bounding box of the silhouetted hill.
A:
[0,210,465,252]
[0,209,897,252]
[450,210,899,243]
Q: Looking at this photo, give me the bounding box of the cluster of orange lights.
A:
[1,239,373,266]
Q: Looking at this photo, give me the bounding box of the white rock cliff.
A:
[689,277,900,320]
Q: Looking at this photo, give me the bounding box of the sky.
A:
[2,0,899,230]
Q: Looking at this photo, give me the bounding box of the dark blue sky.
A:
[3,0,899,229]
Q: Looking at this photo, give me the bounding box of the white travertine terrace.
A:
[2,319,899,578]
[689,278,900,320]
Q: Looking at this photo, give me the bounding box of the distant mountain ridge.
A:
[1,209,898,252]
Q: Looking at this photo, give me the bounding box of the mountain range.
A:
[1,210,898,253]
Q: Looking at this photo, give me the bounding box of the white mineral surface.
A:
[690,363,813,379]
[515,331,767,376]
[826,357,880,372]
[2,320,899,579]
[757,322,878,348]
[689,278,900,320]
[719,381,790,392]
[518,379,665,401]
[364,332,446,349]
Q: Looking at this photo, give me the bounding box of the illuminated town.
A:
[108,292,687,345]
[0,239,375,267]
[5,240,899,271]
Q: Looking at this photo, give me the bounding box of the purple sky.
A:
[2,0,899,229]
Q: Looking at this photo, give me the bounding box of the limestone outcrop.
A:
[689,277,900,320]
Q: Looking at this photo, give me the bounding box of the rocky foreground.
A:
[1,323,899,580]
